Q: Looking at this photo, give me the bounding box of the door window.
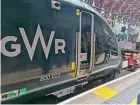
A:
[80,12,92,68]
[76,11,94,77]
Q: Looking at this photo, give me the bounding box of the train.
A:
[1,0,122,103]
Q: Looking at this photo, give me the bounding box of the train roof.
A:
[62,0,101,17]
[61,0,113,31]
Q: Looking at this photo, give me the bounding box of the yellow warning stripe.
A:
[69,62,76,77]
[130,98,137,105]
[76,9,80,16]
[69,70,76,77]
[93,86,138,104]
[92,86,118,100]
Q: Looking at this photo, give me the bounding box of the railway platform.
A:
[58,69,140,104]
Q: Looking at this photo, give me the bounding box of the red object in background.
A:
[128,53,137,66]
[130,38,134,43]
[125,53,136,66]
[94,0,100,5]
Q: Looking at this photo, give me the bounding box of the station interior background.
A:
[84,0,140,42]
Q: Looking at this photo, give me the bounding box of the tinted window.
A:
[94,15,118,65]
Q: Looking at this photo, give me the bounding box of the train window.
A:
[94,15,118,65]
[102,21,118,56]
[80,12,92,68]
[94,15,105,64]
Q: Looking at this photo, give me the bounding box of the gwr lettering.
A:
[1,36,21,57]
[19,25,55,61]
[55,39,65,54]
[1,24,66,61]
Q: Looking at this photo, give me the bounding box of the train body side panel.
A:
[1,0,78,97]
[1,0,121,103]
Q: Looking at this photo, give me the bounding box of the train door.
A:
[76,11,94,78]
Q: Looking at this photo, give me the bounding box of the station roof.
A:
[85,0,140,24]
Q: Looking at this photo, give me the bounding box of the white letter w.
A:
[19,24,55,61]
